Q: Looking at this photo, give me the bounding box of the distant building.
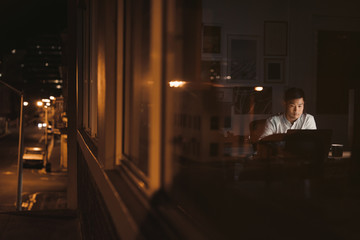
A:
[0,86,12,118]
[22,34,64,99]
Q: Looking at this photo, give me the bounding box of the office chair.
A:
[249,119,267,152]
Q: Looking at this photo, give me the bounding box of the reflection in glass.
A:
[124,0,151,175]
[162,0,359,239]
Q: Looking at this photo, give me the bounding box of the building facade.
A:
[68,0,360,239]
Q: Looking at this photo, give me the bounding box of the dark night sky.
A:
[0,0,67,54]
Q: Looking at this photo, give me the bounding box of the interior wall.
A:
[289,0,360,146]
[202,0,360,145]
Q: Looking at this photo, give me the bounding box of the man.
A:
[260,87,317,139]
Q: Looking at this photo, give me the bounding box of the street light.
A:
[36,101,44,107]
[44,105,49,170]
[38,99,51,172]
[0,80,25,211]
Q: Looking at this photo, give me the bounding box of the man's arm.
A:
[259,118,275,139]
[303,114,317,129]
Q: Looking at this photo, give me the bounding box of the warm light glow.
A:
[42,99,50,103]
[254,86,264,91]
[49,79,61,84]
[0,73,2,77]
[56,85,62,89]
[225,76,231,80]
[37,123,42,128]
[11,49,16,54]
[46,102,51,106]
[169,80,186,88]
[49,96,55,100]
[37,101,43,107]
[23,101,29,106]
[45,62,49,67]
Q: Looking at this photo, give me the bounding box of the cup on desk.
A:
[331,144,344,157]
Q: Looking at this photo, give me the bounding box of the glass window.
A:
[81,0,97,138]
[80,0,90,130]
[123,0,151,175]
[161,0,358,239]
[111,0,360,238]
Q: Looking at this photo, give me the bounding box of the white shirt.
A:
[260,113,317,139]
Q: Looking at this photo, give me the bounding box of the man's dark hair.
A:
[284,87,305,102]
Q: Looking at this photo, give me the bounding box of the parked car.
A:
[23,147,45,168]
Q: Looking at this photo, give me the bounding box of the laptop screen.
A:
[285,129,333,161]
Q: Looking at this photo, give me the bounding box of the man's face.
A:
[285,98,304,123]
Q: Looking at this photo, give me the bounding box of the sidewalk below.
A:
[0,125,81,239]
[48,134,65,172]
[0,209,81,240]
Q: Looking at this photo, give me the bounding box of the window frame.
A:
[117,0,164,197]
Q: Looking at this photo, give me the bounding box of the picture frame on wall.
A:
[202,25,221,54]
[227,34,259,82]
[264,21,288,56]
[264,58,285,83]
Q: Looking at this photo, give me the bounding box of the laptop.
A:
[285,129,333,162]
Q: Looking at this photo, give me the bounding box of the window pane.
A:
[162,1,357,239]
[123,0,151,175]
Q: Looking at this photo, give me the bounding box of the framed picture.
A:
[264,58,285,83]
[227,35,259,82]
[202,25,221,54]
[264,21,288,56]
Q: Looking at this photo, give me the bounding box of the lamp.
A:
[37,99,51,172]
